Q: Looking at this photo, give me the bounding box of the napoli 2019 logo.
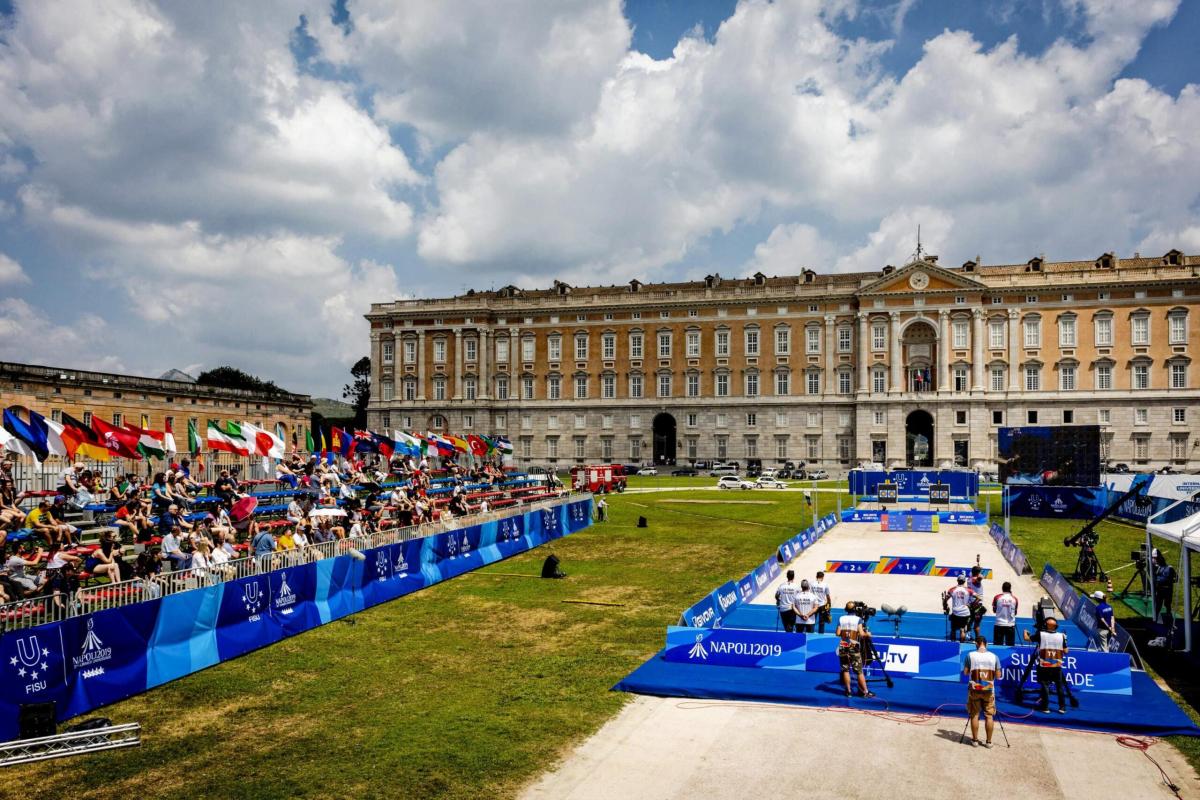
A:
[687,635,708,660]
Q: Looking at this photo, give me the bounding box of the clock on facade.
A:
[909,271,930,290]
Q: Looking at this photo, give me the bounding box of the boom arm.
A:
[1063,481,1146,546]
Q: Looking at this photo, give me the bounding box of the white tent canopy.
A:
[1146,502,1200,652]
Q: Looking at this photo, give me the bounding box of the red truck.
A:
[570,464,627,494]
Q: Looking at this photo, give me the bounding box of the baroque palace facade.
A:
[366,250,1200,472]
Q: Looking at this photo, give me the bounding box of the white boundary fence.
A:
[0,492,585,632]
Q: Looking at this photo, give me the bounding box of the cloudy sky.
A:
[0,0,1197,397]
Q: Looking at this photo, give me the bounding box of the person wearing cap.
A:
[962,635,1000,747]
[943,574,973,642]
[793,579,820,633]
[1092,590,1116,652]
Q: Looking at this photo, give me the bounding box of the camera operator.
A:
[1026,617,1069,714]
[1153,549,1177,630]
[962,635,1000,748]
[775,570,800,633]
[837,602,876,699]
[943,575,973,642]
[992,582,1019,646]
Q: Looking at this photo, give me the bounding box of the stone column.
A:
[416,329,427,401]
[857,313,869,393]
[972,309,985,392]
[937,310,950,394]
[889,311,902,393]
[453,328,463,400]
[369,332,383,400]
[479,328,490,400]
[824,315,836,395]
[1008,309,1021,392]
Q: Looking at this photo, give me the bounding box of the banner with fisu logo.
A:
[0,497,593,742]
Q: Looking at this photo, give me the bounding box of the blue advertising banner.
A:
[851,470,978,499]
[804,634,961,681]
[1040,563,1082,626]
[0,498,594,742]
[664,626,807,671]
[984,645,1132,695]
[1007,486,1105,519]
[842,508,883,522]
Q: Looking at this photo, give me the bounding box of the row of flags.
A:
[302,426,513,463]
[0,405,514,465]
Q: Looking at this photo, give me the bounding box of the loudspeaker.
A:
[18,702,56,739]
[541,554,565,579]
[637,516,648,528]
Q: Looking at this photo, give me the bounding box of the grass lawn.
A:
[4,490,816,800]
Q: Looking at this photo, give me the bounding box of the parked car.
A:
[776,467,793,479]
[636,467,658,476]
[693,460,714,470]
[809,469,829,480]
[755,476,787,489]
[717,475,756,490]
[709,465,739,477]
[671,467,699,476]
[1110,463,1131,474]
[760,468,778,478]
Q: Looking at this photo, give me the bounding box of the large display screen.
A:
[998,425,1101,487]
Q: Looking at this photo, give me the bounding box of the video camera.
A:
[848,601,876,621]
[1066,530,1099,549]
[1131,544,1149,564]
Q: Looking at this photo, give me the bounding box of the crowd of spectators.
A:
[0,449,543,614]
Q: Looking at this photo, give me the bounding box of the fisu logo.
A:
[1028,493,1043,511]
[242,581,263,615]
[9,634,52,691]
[375,551,390,580]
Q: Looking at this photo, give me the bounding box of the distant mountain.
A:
[312,397,354,417]
[159,369,197,383]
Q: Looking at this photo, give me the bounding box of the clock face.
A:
[909,271,930,290]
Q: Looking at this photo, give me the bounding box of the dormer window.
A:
[1026,257,1043,273]
[881,265,895,275]
[962,259,977,273]
[554,280,572,296]
[1095,252,1114,269]
[1164,249,1183,266]
[803,269,816,284]
[704,274,721,289]
[629,279,642,293]
[753,271,767,286]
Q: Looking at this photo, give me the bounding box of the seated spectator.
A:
[114,499,152,542]
[134,552,163,600]
[286,495,307,527]
[176,459,203,494]
[252,525,276,570]
[209,536,234,580]
[161,525,191,571]
[276,527,296,551]
[213,469,240,506]
[2,545,43,597]
[150,471,173,512]
[165,473,192,508]
[275,460,299,489]
[190,539,213,583]
[86,530,124,584]
[27,499,74,546]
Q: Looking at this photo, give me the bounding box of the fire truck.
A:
[570,464,627,493]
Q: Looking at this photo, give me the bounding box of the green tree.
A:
[343,356,371,427]
[195,366,284,395]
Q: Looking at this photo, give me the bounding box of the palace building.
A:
[366,250,1200,472]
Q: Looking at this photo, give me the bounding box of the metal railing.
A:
[0,493,584,632]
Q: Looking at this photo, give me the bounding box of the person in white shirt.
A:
[962,636,1001,747]
[991,582,1019,646]
[793,580,820,633]
[812,571,832,633]
[774,570,800,632]
[837,603,874,698]
[943,575,973,642]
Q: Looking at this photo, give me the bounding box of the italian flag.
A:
[207,420,250,456]
[163,418,178,456]
[124,423,167,460]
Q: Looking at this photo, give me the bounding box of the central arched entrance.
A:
[905,410,934,467]
[901,319,938,392]
[652,412,676,465]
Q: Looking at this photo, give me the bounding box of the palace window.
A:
[988,320,1004,349]
[434,339,447,363]
[872,367,886,394]
[629,374,644,398]
[872,323,886,351]
[745,372,759,397]
[382,341,394,364]
[381,380,394,401]
[1059,365,1076,391]
[657,374,672,397]
[434,377,446,400]
[837,326,852,353]
[1170,362,1187,389]
[1094,314,1113,346]
[1169,310,1188,345]
[1058,316,1077,347]
[1024,365,1041,392]
[686,330,701,358]
[548,335,561,361]
[602,374,616,399]
[496,338,510,363]
[403,339,416,363]
[658,332,672,358]
[953,366,968,393]
[1096,364,1112,391]
[1131,313,1150,346]
[1023,317,1041,348]
[952,319,969,349]
[465,338,477,362]
[715,372,730,397]
[990,366,1005,392]
[806,371,820,395]
[1133,363,1150,390]
[838,371,852,395]
[777,371,792,396]
[629,332,643,359]
[522,337,535,362]
[548,376,561,400]
[575,375,588,399]
[745,328,760,356]
[687,373,700,397]
[464,378,477,400]
[716,329,730,357]
[602,333,616,360]
[575,334,589,360]
[404,379,416,401]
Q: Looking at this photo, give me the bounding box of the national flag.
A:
[240,422,272,457]
[124,423,167,460]
[207,420,250,456]
[467,434,488,457]
[447,435,469,453]
[3,407,49,461]
[305,428,315,452]
[60,412,110,461]
[392,431,420,457]
[495,436,513,455]
[370,431,396,459]
[91,417,143,459]
[39,413,68,458]
[428,432,455,456]
[187,418,201,455]
[353,429,377,454]
[332,427,354,458]
[163,418,178,456]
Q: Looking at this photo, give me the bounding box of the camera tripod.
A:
[958,712,1010,748]
[1119,554,1150,599]
[860,631,895,689]
[1072,540,1106,583]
